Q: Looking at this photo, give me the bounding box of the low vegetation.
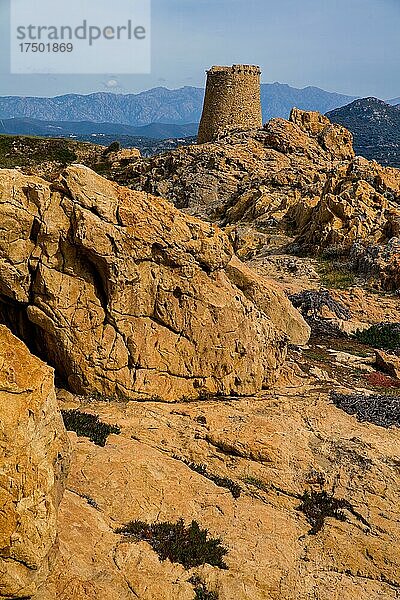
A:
[0,135,78,168]
[61,409,121,447]
[297,491,347,534]
[115,519,228,569]
[354,323,400,351]
[331,391,400,428]
[297,490,369,535]
[365,371,400,389]
[177,458,241,499]
[241,475,269,493]
[189,576,218,600]
[316,259,356,289]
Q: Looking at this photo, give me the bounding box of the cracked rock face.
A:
[0,325,69,599]
[0,166,309,402]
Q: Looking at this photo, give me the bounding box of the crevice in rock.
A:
[0,292,57,374]
[172,456,242,499]
[29,216,42,244]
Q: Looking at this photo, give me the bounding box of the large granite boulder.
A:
[0,166,309,402]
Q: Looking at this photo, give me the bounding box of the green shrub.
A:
[54,144,77,164]
[61,409,120,447]
[115,519,228,569]
[103,140,121,155]
[297,490,369,535]
[317,259,355,289]
[354,323,400,351]
[189,576,218,600]
[297,491,346,534]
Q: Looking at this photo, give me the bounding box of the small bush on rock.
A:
[297,490,369,535]
[189,576,218,600]
[61,409,120,447]
[289,289,351,320]
[115,519,228,569]
[242,476,269,493]
[354,323,400,351]
[103,140,121,155]
[297,491,347,534]
[331,391,400,428]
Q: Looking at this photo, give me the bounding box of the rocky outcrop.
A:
[108,110,400,292]
[110,108,354,227]
[35,381,400,600]
[349,238,400,291]
[0,325,69,598]
[0,166,309,402]
[289,157,400,254]
[375,349,400,379]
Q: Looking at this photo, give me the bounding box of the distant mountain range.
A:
[2,86,399,166]
[327,97,400,168]
[0,83,357,128]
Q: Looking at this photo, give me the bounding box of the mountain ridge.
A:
[327,97,400,168]
[0,83,357,126]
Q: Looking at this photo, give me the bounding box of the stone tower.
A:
[197,64,263,144]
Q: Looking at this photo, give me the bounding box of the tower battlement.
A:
[208,64,261,75]
[197,64,263,144]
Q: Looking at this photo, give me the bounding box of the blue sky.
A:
[0,0,399,98]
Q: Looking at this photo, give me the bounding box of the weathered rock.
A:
[375,349,400,379]
[289,167,400,253]
[350,238,400,291]
[109,109,354,229]
[290,108,354,161]
[106,111,400,292]
[226,256,310,346]
[0,166,308,402]
[35,382,400,600]
[330,287,400,327]
[0,325,69,598]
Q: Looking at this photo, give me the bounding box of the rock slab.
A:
[0,325,69,599]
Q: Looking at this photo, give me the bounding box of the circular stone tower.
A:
[197,64,263,144]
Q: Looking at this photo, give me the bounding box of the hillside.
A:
[0,135,103,170]
[327,97,400,167]
[261,83,356,121]
[0,83,356,127]
[0,118,199,140]
[3,109,400,600]
[0,131,195,166]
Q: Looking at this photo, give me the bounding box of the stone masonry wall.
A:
[197,65,263,144]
